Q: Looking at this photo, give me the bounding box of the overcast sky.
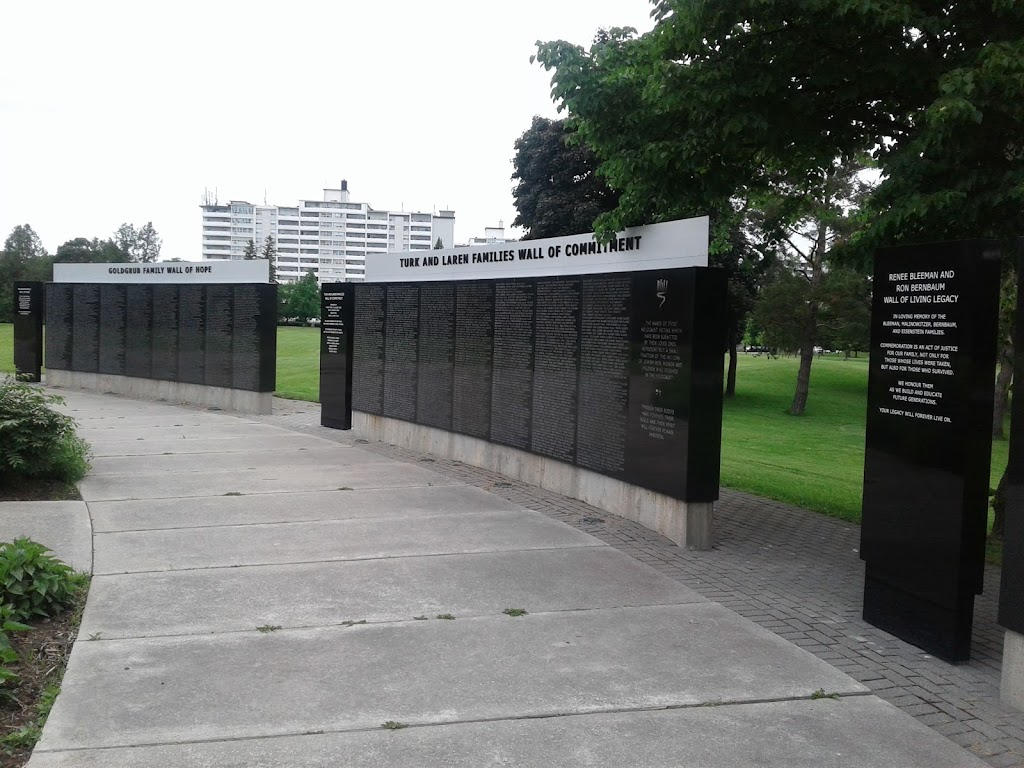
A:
[0,1,656,260]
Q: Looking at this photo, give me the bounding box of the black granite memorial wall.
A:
[320,283,356,429]
[44,283,277,392]
[13,282,43,382]
[861,240,1000,662]
[348,268,726,503]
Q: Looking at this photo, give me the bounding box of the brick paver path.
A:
[263,399,1024,768]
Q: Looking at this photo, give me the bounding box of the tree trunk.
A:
[993,465,1007,539]
[993,340,1013,439]
[790,289,819,415]
[791,224,825,416]
[790,322,816,415]
[725,331,739,398]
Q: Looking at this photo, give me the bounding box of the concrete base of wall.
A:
[46,370,273,415]
[1002,630,1024,711]
[353,411,713,550]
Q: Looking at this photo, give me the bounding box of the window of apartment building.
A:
[410,225,431,232]
[346,213,365,219]
[279,247,298,253]
[366,223,387,230]
[410,234,431,241]
[301,211,319,217]
[411,213,431,222]
[367,233,387,239]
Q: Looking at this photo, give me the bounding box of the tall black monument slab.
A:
[861,240,1000,662]
[999,244,1024,636]
[625,269,727,501]
[13,282,43,382]
[320,283,355,430]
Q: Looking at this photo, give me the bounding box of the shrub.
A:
[0,377,91,485]
[0,538,87,622]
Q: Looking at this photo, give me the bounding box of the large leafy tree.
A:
[535,1,1024,414]
[535,2,1024,249]
[511,116,619,240]
[0,225,49,322]
[283,270,320,323]
[114,222,162,263]
[54,237,130,264]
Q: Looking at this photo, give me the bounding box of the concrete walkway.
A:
[15,391,985,766]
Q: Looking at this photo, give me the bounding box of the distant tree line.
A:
[0,222,162,322]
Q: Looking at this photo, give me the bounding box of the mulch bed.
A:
[0,481,81,503]
[0,608,80,767]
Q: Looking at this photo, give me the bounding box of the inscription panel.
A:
[382,284,419,421]
[353,285,386,414]
[151,285,180,381]
[576,274,631,474]
[71,284,101,373]
[416,283,455,430]
[490,280,535,450]
[530,278,581,463]
[98,284,127,376]
[177,286,206,385]
[204,285,233,389]
[44,285,74,372]
[452,282,495,439]
[124,286,153,379]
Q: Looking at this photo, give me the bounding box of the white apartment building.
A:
[201,181,456,283]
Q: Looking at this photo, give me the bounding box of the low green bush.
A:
[0,377,90,485]
[0,604,30,701]
[0,538,87,622]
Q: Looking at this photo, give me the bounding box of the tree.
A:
[114,222,162,263]
[261,235,277,284]
[993,264,1017,440]
[511,116,619,239]
[535,4,1024,250]
[243,238,258,260]
[54,237,130,264]
[434,238,444,250]
[0,225,48,322]
[283,271,320,323]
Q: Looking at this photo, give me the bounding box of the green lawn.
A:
[0,323,12,375]
[722,354,1007,527]
[275,326,320,402]
[2,322,1009,533]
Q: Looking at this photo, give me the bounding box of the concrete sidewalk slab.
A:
[88,485,521,532]
[71,414,241,429]
[75,422,291,441]
[92,509,603,573]
[27,696,986,768]
[81,547,703,638]
[86,433,339,457]
[38,603,864,751]
[78,461,459,501]
[87,446,392,475]
[0,502,92,573]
